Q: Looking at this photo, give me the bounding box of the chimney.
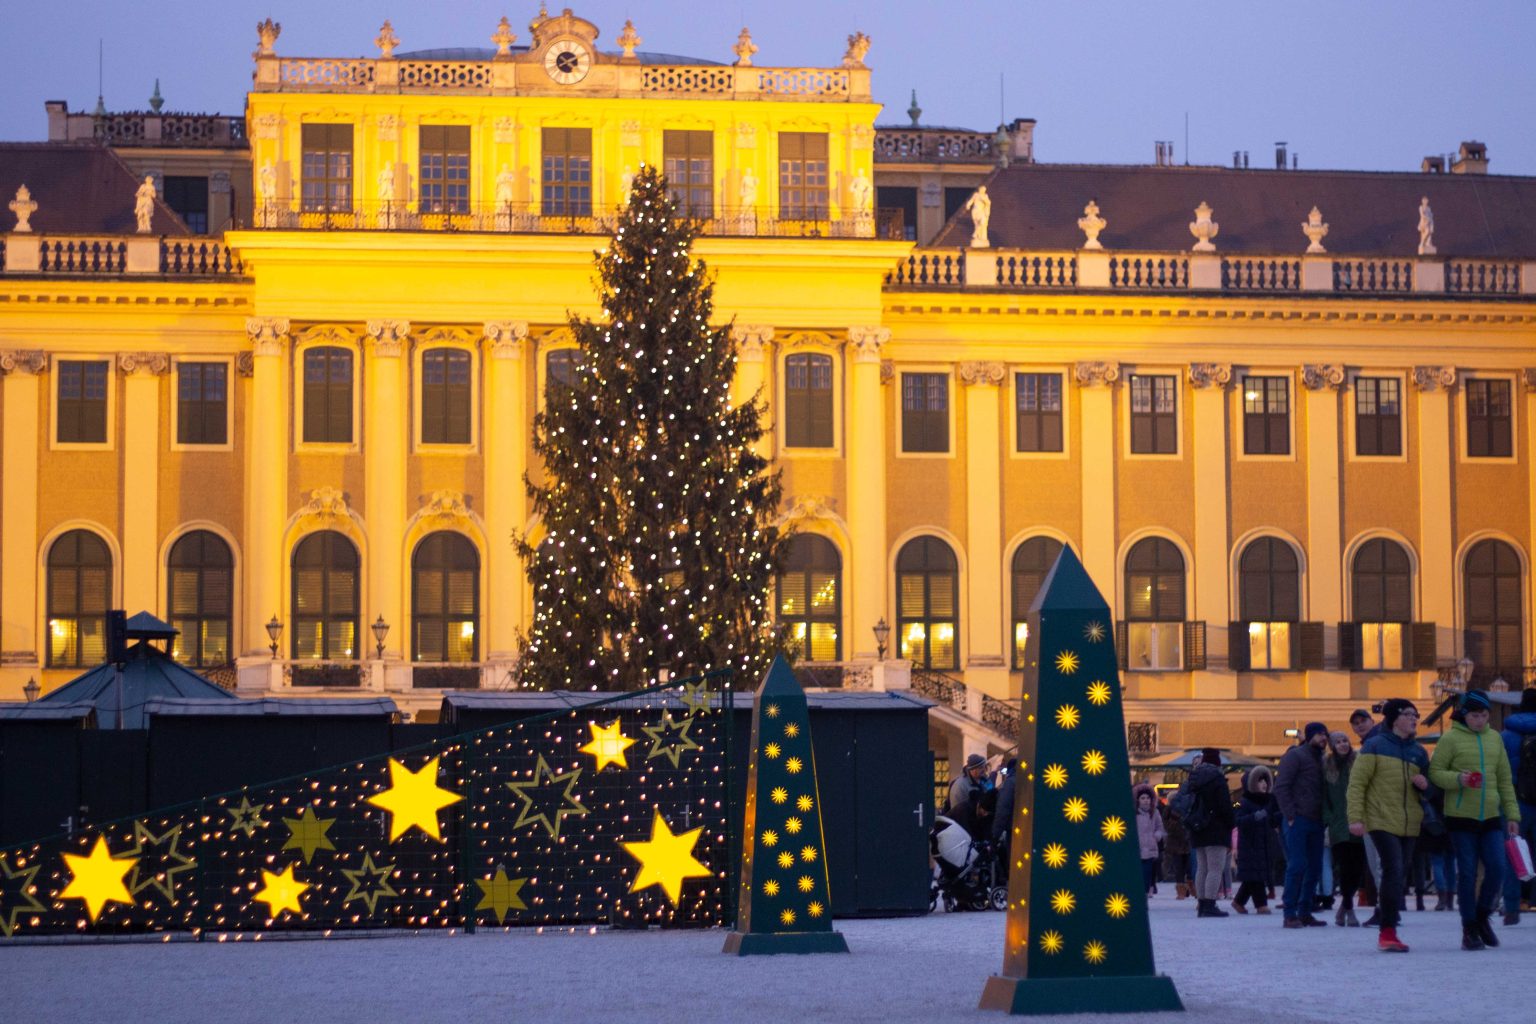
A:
[1008,118,1035,163]
[1275,142,1287,170]
[1243,151,1250,169]
[1451,140,1488,174]
[1292,153,1299,170]
[1155,141,1167,166]
[1421,155,1446,174]
[1233,150,1241,169]
[45,100,69,141]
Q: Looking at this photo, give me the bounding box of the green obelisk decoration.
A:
[980,548,1182,1014]
[723,655,848,955]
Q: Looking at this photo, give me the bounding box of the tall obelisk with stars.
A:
[979,548,1182,1014]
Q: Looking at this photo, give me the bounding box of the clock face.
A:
[544,40,592,84]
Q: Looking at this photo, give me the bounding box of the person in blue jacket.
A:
[1502,687,1536,924]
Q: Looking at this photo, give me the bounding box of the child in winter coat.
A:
[1134,783,1167,896]
[1232,765,1283,914]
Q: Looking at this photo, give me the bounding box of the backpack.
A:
[1517,734,1536,805]
[1169,780,1210,834]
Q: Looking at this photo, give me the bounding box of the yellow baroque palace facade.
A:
[2,12,1535,762]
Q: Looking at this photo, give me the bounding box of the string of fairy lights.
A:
[0,675,730,938]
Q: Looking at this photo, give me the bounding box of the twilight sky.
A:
[3,0,1533,174]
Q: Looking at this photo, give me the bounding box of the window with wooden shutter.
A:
[1409,622,1438,670]
[421,348,471,445]
[1183,621,1207,670]
[1015,373,1064,452]
[901,372,949,453]
[1124,538,1184,669]
[1227,622,1251,671]
[1129,374,1177,454]
[56,359,110,444]
[46,530,112,668]
[412,531,479,663]
[1466,379,1513,458]
[1241,375,1290,455]
[784,353,834,448]
[291,531,359,660]
[1011,537,1064,668]
[1239,537,1300,670]
[1464,539,1523,674]
[1292,622,1326,670]
[302,346,353,444]
[896,536,958,670]
[1338,622,1359,671]
[1354,377,1402,456]
[167,530,233,667]
[776,535,841,661]
[176,362,228,445]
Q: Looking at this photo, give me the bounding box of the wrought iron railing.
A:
[981,693,1019,737]
[910,667,967,712]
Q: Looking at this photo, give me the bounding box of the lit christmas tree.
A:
[517,165,784,690]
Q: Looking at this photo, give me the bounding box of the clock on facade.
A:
[544,40,592,84]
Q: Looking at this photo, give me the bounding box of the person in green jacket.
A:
[1347,697,1430,953]
[1322,731,1364,926]
[1428,689,1522,951]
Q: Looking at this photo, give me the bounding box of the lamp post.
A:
[1455,655,1474,690]
[872,618,890,662]
[23,676,39,702]
[372,615,390,660]
[1490,676,1510,693]
[265,615,283,659]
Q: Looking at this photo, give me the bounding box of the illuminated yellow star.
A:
[253,863,309,919]
[1081,749,1108,775]
[800,846,817,862]
[796,795,814,812]
[807,901,824,918]
[281,806,337,863]
[60,835,137,923]
[473,867,528,923]
[765,703,780,718]
[780,908,796,926]
[764,742,782,759]
[763,879,781,896]
[1084,940,1107,964]
[1055,651,1080,674]
[1050,888,1076,914]
[785,756,804,774]
[1106,893,1131,918]
[1086,680,1112,706]
[1101,816,1127,842]
[367,756,464,842]
[579,718,637,771]
[785,817,803,835]
[770,786,789,804]
[1055,704,1081,729]
[1064,797,1089,822]
[622,809,711,906]
[798,875,815,893]
[1079,850,1105,876]
[784,722,800,738]
[1041,842,1068,868]
[1084,621,1107,643]
[761,829,779,847]
[1040,929,1065,954]
[1043,764,1069,789]
[778,851,795,869]
[679,681,712,716]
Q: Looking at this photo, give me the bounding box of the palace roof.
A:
[0,142,189,235]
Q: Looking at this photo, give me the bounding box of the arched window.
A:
[1124,537,1184,670]
[302,346,353,444]
[412,532,480,663]
[1464,539,1523,676]
[1353,539,1413,670]
[896,537,958,670]
[46,530,112,668]
[784,353,834,448]
[1011,537,1064,669]
[291,531,359,660]
[167,531,233,667]
[777,535,841,661]
[1239,537,1300,670]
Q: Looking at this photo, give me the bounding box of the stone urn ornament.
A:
[376,20,400,59]
[9,184,38,232]
[733,27,758,66]
[1302,206,1329,253]
[1189,201,1219,252]
[1078,199,1106,250]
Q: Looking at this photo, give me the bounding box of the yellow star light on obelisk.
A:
[60,835,137,922]
[365,756,464,842]
[254,863,309,919]
[1055,704,1081,729]
[1054,651,1080,674]
[1081,750,1108,775]
[1106,893,1131,918]
[621,808,711,906]
[1042,842,1068,868]
[1084,940,1108,964]
[1086,680,1113,706]
[1063,796,1089,822]
[1040,929,1065,954]
[1101,816,1128,842]
[1043,764,1069,788]
[580,718,637,771]
[1079,850,1106,876]
[1050,889,1076,914]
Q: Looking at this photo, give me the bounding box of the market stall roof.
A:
[0,701,97,723]
[440,688,931,727]
[143,696,397,719]
[1130,748,1274,771]
[35,640,236,728]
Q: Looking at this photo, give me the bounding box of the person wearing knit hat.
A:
[1347,698,1431,952]
[1429,689,1521,949]
[1502,686,1536,923]
[1276,720,1331,927]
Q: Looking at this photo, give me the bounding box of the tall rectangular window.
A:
[784,353,834,448]
[162,176,209,234]
[56,359,109,444]
[663,130,713,218]
[300,123,353,212]
[1355,377,1402,456]
[541,127,592,217]
[778,132,828,221]
[419,125,471,213]
[302,347,353,444]
[421,349,472,444]
[901,372,948,453]
[177,362,228,445]
[1242,375,1290,455]
[1015,372,1063,452]
[1466,378,1513,457]
[1129,374,1177,454]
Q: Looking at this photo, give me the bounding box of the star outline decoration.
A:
[125,821,197,902]
[504,754,590,838]
[225,796,267,838]
[0,854,45,937]
[340,852,398,916]
[642,711,700,768]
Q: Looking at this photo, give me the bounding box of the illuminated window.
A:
[291,531,359,660]
[412,532,479,663]
[663,130,713,218]
[1353,538,1412,670]
[896,537,958,670]
[777,535,841,661]
[1464,539,1523,674]
[1241,375,1289,455]
[46,530,111,668]
[302,346,353,444]
[1012,537,1064,669]
[1123,538,1183,670]
[1239,537,1300,670]
[784,353,834,448]
[420,349,472,445]
[541,127,592,217]
[167,530,233,667]
[1354,377,1401,456]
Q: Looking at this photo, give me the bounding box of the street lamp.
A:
[23,676,39,702]
[1490,676,1510,693]
[265,615,283,659]
[1455,656,1475,688]
[372,615,390,659]
[872,618,890,661]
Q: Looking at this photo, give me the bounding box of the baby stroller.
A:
[929,814,1008,912]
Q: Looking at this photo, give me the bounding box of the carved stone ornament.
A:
[958,361,1006,387]
[1077,200,1106,250]
[1523,369,1536,393]
[0,350,47,375]
[735,122,757,149]
[842,31,871,68]
[616,19,642,58]
[253,113,282,140]
[134,176,157,234]
[1074,361,1121,386]
[376,115,400,142]
[490,16,517,56]
[920,181,941,208]
[851,124,874,144]
[483,320,530,358]
[301,487,350,521]
[879,359,894,384]
[1412,365,1457,391]
[620,121,643,148]
[365,319,411,357]
[421,489,470,521]
[209,170,232,195]
[730,324,774,361]
[847,326,890,363]
[245,316,291,356]
[1302,207,1329,254]
[493,117,516,144]
[236,352,255,378]
[1187,362,1232,388]
[255,18,281,58]
[775,494,838,528]
[376,20,400,59]
[733,27,758,66]
[9,185,38,232]
[1299,364,1345,391]
[117,352,170,376]
[1189,202,1219,252]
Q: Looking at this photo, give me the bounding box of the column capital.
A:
[118,352,170,376]
[236,352,255,377]
[0,349,47,375]
[1300,363,1346,391]
[1073,361,1120,387]
[847,325,890,363]
[957,360,1005,387]
[1411,365,1457,392]
[730,324,774,363]
[482,320,529,358]
[245,316,291,356]
[1187,362,1232,389]
[365,319,411,357]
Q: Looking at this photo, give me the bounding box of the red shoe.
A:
[1378,927,1409,953]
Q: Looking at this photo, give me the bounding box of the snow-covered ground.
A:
[1,896,1529,1023]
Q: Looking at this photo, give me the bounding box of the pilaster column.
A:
[1,350,47,677]
[483,320,529,658]
[959,361,1007,696]
[1414,366,1457,660]
[731,325,774,460]
[364,319,410,660]
[847,326,889,659]
[1301,364,1349,698]
[1526,370,1536,668]
[119,353,170,616]
[1188,363,1233,697]
[244,317,289,664]
[1074,362,1119,604]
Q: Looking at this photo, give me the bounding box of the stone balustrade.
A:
[0,234,246,277]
